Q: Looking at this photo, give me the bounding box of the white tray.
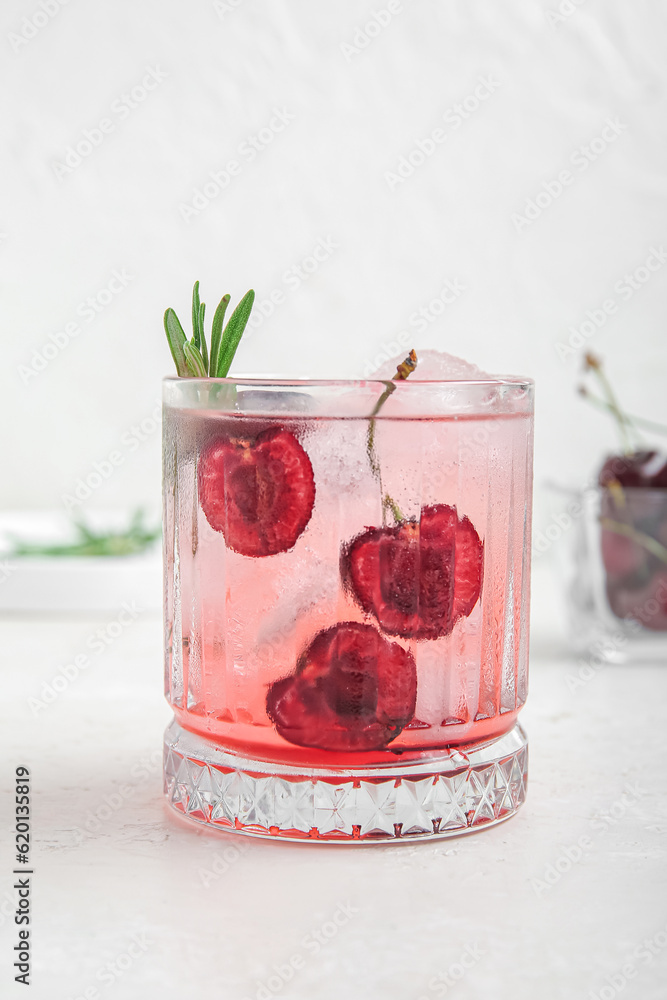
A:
[0,511,161,613]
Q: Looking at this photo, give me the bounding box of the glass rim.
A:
[162,374,534,390]
[162,374,534,419]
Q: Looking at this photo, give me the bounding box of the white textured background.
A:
[2,0,666,527]
[2,5,667,998]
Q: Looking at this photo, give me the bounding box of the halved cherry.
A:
[342,504,483,640]
[198,428,315,556]
[266,621,416,751]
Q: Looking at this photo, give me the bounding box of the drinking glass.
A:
[162,374,534,842]
[561,486,667,663]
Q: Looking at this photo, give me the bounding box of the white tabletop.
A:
[1,565,666,1000]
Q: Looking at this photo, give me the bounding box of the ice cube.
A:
[304,420,374,493]
[255,553,339,650]
[373,349,492,381]
[236,389,313,413]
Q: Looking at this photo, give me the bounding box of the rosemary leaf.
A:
[209,293,231,377]
[199,301,208,372]
[192,280,201,349]
[216,289,255,378]
[163,308,190,377]
[183,340,207,377]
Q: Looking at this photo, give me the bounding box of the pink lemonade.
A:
[163,376,534,840]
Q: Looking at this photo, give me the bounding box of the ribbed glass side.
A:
[163,378,533,775]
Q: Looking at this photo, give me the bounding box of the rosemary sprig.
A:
[7,510,160,558]
[163,282,255,378]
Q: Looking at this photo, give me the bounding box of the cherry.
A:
[198,428,315,556]
[266,621,417,751]
[342,504,483,641]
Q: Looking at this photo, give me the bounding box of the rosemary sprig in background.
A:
[7,509,160,558]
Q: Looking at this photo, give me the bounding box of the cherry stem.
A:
[582,354,637,454]
[366,351,418,526]
[579,388,667,438]
[600,518,667,565]
[383,495,404,523]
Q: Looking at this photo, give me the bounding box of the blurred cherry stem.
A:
[579,389,667,438]
[581,354,637,454]
[601,518,667,564]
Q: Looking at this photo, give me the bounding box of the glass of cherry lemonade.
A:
[163,365,534,842]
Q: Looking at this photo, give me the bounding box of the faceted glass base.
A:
[164,720,528,843]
